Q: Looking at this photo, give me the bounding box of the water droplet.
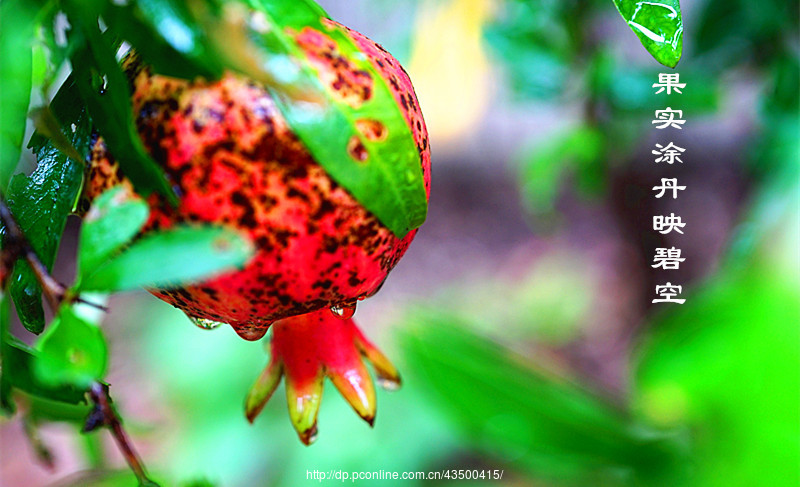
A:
[330,302,357,319]
[234,323,270,341]
[189,317,223,330]
[377,377,400,391]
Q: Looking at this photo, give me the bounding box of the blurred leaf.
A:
[181,479,217,487]
[743,56,800,182]
[611,0,683,68]
[62,2,178,205]
[634,261,799,486]
[106,0,315,101]
[3,341,87,408]
[1,293,87,415]
[34,306,109,389]
[604,68,718,114]
[78,186,149,277]
[484,0,573,100]
[33,5,68,92]
[78,225,254,292]
[40,469,164,487]
[636,175,799,486]
[236,0,427,237]
[694,0,798,62]
[399,309,685,484]
[762,55,800,118]
[518,125,605,216]
[103,0,225,81]
[4,76,91,334]
[0,0,37,192]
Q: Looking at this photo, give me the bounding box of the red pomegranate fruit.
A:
[84,16,429,442]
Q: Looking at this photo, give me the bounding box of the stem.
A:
[86,382,159,487]
[23,416,55,470]
[0,198,66,308]
[0,198,107,312]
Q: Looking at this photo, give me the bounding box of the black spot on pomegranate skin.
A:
[287,187,310,203]
[312,279,333,290]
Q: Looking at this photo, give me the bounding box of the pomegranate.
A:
[84,16,429,442]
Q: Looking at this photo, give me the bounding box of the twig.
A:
[23,416,55,471]
[0,198,107,312]
[84,382,159,487]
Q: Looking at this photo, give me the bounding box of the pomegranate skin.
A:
[84,21,430,336]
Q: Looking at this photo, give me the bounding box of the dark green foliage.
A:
[5,77,91,334]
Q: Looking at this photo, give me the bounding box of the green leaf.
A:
[240,0,428,237]
[3,77,90,334]
[1,291,16,412]
[34,306,109,389]
[33,5,68,93]
[3,342,88,407]
[78,186,150,278]
[611,0,683,68]
[518,125,605,216]
[634,186,800,487]
[634,265,799,486]
[484,0,574,100]
[2,293,87,414]
[102,0,224,80]
[62,3,178,205]
[0,0,36,192]
[399,308,685,483]
[78,225,254,292]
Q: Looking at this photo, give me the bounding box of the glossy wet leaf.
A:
[611,0,683,68]
[62,3,178,205]
[399,309,685,483]
[241,0,428,237]
[0,0,36,192]
[78,225,255,292]
[34,306,109,389]
[78,186,150,278]
[3,77,91,334]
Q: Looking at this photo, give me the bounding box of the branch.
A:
[84,382,160,487]
[0,198,107,312]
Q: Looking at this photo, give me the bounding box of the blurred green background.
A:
[1,0,798,485]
